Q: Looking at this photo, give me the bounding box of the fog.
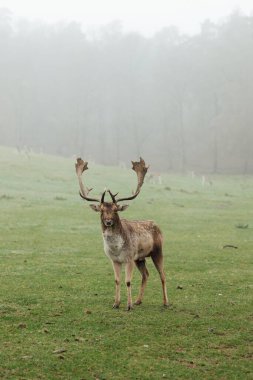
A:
[1,6,253,173]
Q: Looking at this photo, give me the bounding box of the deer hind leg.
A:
[112,261,122,308]
[125,260,134,311]
[134,259,149,305]
[151,248,169,306]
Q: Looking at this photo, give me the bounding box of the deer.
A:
[75,157,169,310]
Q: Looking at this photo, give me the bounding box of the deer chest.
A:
[102,232,127,262]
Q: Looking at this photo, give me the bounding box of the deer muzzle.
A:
[104,219,114,227]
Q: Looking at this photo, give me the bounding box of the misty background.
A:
[0,7,253,173]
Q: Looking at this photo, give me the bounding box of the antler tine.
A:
[101,190,106,203]
[108,190,119,204]
[116,157,149,203]
[75,157,100,202]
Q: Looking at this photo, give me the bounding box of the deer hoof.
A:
[113,303,120,309]
[163,302,170,308]
[134,300,142,305]
[126,304,133,311]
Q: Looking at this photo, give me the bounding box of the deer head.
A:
[75,157,149,227]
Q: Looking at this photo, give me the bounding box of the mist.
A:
[1,7,253,173]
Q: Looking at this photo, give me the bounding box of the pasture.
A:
[0,146,252,379]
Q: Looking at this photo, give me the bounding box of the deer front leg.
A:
[125,260,134,311]
[112,261,122,308]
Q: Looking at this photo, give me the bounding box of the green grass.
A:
[0,146,252,379]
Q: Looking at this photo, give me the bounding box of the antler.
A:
[111,157,149,203]
[75,157,101,202]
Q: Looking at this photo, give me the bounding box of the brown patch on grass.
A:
[175,348,186,353]
[241,353,253,360]
[178,359,197,369]
[210,344,237,357]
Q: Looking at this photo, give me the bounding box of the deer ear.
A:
[89,204,101,212]
[117,204,129,212]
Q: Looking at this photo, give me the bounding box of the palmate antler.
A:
[75,157,105,202]
[75,157,149,204]
[110,157,149,203]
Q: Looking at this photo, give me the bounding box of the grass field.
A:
[0,146,252,379]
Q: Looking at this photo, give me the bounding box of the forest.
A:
[0,8,253,173]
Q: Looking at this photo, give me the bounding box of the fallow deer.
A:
[75,157,169,310]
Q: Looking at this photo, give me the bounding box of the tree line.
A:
[0,8,253,173]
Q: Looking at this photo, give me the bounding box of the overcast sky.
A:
[1,0,252,36]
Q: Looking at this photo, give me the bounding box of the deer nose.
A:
[105,219,113,227]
